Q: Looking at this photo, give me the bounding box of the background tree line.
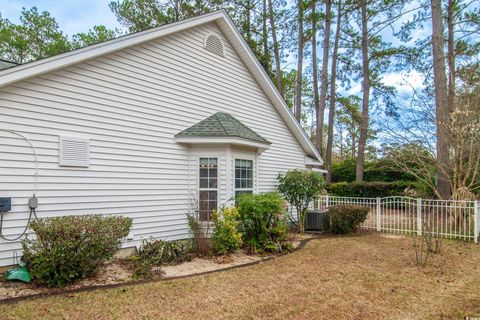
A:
[0,0,479,199]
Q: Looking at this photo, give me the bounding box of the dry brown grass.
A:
[1,233,480,320]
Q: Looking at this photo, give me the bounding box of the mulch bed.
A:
[0,233,318,304]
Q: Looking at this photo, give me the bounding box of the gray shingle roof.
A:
[0,60,19,71]
[176,112,270,144]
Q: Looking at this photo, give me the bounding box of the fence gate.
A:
[317,196,479,243]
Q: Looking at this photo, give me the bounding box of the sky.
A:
[0,0,429,150]
[0,0,423,93]
[0,0,122,36]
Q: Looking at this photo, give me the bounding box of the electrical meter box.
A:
[0,198,12,212]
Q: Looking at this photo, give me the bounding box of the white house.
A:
[0,11,323,266]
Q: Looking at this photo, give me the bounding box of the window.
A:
[235,159,253,197]
[198,158,218,221]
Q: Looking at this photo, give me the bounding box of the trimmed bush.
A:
[331,158,417,183]
[22,215,132,287]
[325,181,429,198]
[236,192,289,254]
[326,205,369,234]
[211,207,243,255]
[132,238,192,279]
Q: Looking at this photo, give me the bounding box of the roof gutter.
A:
[174,136,271,153]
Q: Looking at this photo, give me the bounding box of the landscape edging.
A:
[0,235,319,305]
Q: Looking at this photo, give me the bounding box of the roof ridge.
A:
[175,112,270,144]
[214,112,230,136]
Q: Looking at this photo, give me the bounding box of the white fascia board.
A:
[175,136,270,152]
[216,15,323,164]
[0,10,323,163]
[0,11,225,88]
[305,156,324,166]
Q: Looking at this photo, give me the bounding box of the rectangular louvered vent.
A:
[59,136,90,167]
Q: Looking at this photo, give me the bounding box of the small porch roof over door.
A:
[174,112,271,152]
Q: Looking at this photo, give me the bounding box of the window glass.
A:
[235,159,253,198]
[235,190,253,198]
[198,158,218,221]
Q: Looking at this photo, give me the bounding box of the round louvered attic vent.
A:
[204,34,224,57]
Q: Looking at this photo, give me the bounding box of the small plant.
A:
[414,212,442,266]
[326,205,369,234]
[413,236,429,266]
[211,207,243,255]
[22,215,132,287]
[236,192,289,254]
[186,197,212,256]
[132,238,192,279]
[277,169,324,233]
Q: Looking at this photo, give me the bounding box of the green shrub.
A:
[325,181,430,198]
[331,158,357,182]
[236,192,289,254]
[331,158,417,183]
[326,205,369,234]
[132,238,192,279]
[211,207,243,255]
[22,215,132,287]
[277,169,325,233]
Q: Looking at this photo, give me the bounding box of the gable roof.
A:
[0,10,323,164]
[176,112,270,144]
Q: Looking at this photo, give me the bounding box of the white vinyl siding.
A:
[59,136,90,167]
[0,22,307,266]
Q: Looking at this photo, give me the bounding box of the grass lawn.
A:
[1,233,480,319]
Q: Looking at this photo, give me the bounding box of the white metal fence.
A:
[317,196,480,243]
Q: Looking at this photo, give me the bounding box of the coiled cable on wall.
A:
[0,129,39,241]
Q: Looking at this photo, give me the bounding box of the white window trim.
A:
[197,156,219,220]
[234,156,256,196]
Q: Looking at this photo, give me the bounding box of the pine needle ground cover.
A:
[2,234,479,320]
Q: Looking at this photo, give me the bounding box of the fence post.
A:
[474,201,479,244]
[376,197,381,232]
[417,198,422,236]
[326,195,329,208]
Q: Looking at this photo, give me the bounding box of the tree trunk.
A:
[431,0,452,199]
[339,125,343,158]
[351,129,356,158]
[447,0,455,112]
[355,0,370,182]
[246,1,252,43]
[326,0,341,184]
[312,2,320,148]
[268,0,284,97]
[262,0,270,72]
[295,0,304,122]
[316,0,332,157]
[174,0,180,21]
